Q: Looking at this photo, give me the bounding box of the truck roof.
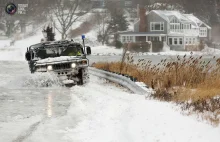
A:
[29,40,83,50]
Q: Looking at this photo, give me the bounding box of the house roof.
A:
[151,10,191,23]
[148,10,211,29]
[183,14,211,29]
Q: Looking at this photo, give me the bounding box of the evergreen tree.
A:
[106,10,129,48]
[109,13,129,32]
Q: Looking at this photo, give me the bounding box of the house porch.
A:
[119,33,167,43]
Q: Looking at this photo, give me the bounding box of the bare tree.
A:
[95,11,112,45]
[51,0,91,39]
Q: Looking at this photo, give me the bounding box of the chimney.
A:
[138,4,147,32]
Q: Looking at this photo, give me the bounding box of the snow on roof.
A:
[183,14,211,29]
[152,10,190,22]
[148,10,211,28]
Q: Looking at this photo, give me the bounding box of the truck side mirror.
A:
[86,46,91,55]
[25,52,31,61]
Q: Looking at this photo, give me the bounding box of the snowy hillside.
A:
[0,33,43,61]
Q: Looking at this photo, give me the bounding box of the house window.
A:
[162,37,166,42]
[169,38,172,45]
[174,38,178,45]
[179,38,183,45]
[149,36,159,41]
[125,1,132,7]
[161,24,164,30]
[184,24,190,29]
[126,36,129,41]
[122,36,133,43]
[151,22,164,31]
[122,36,126,42]
[170,17,179,23]
[193,38,195,44]
[170,23,180,32]
[199,27,207,37]
[170,25,173,30]
[189,38,192,44]
[185,38,188,44]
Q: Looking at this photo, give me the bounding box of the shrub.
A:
[115,40,123,49]
[127,42,151,52]
[198,40,205,51]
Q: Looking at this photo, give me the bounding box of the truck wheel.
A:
[29,62,35,73]
[77,68,89,85]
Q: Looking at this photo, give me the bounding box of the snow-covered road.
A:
[0,35,220,142]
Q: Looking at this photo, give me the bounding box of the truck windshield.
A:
[61,44,83,56]
[34,44,83,59]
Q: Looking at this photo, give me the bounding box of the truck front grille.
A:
[52,63,71,70]
[36,65,47,72]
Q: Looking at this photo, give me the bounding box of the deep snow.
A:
[0,33,220,142]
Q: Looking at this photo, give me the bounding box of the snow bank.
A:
[91,45,123,56]
[162,42,171,52]
[201,45,220,55]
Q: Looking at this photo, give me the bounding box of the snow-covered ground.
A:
[90,45,220,57]
[91,46,123,56]
[0,33,43,61]
[0,33,220,142]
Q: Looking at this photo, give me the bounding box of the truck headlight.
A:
[71,63,76,68]
[47,65,53,71]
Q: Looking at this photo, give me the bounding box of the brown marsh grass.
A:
[93,54,220,122]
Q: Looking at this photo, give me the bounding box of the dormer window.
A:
[170,17,179,23]
[170,17,180,32]
[150,22,164,31]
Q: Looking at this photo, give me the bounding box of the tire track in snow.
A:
[12,121,41,142]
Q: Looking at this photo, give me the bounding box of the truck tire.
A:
[29,61,35,73]
[77,68,89,85]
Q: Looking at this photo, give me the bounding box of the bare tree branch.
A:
[52,0,91,39]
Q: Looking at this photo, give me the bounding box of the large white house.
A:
[119,10,211,50]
